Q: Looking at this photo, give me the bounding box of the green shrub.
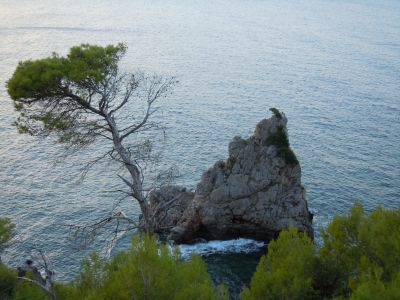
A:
[0,261,17,299]
[61,235,224,300]
[269,108,282,119]
[0,231,226,300]
[350,273,400,300]
[0,218,15,250]
[242,203,400,300]
[263,125,298,165]
[318,203,400,298]
[0,218,16,299]
[241,227,316,300]
[278,148,299,165]
[12,281,51,300]
[264,126,289,148]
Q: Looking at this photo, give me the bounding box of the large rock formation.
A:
[156,111,313,243]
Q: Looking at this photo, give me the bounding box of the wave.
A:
[178,238,265,259]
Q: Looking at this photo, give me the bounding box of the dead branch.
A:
[66,213,138,250]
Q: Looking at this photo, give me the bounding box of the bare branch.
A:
[78,149,115,182]
[119,76,175,141]
[66,213,138,250]
[118,174,133,188]
[109,74,140,115]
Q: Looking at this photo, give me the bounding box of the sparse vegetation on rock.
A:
[168,110,311,243]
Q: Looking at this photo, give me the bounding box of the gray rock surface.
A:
[168,112,313,243]
[149,185,194,233]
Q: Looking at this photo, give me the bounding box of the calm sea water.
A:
[0,0,399,295]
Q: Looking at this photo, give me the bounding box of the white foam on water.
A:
[178,238,266,259]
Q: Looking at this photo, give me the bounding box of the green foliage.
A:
[7,43,125,101]
[264,126,289,148]
[65,252,106,299]
[6,43,127,144]
[0,263,53,300]
[0,218,16,299]
[349,273,400,300]
[318,203,400,298]
[66,44,126,83]
[0,261,17,299]
[60,235,223,300]
[7,55,67,101]
[269,107,282,119]
[241,227,317,300]
[0,223,223,300]
[278,147,299,165]
[0,218,15,250]
[12,281,51,300]
[263,125,299,165]
[3,203,399,300]
[242,203,400,300]
[216,285,230,300]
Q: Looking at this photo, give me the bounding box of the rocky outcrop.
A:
[149,186,194,233]
[167,110,313,243]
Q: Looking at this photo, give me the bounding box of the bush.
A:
[350,273,400,300]
[0,218,15,250]
[264,126,289,148]
[263,126,298,165]
[12,281,51,300]
[59,235,225,300]
[0,261,17,299]
[0,218,16,299]
[318,203,400,298]
[269,108,282,119]
[242,203,400,299]
[278,148,299,165]
[0,231,226,300]
[241,228,317,300]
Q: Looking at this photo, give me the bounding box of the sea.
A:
[0,0,399,297]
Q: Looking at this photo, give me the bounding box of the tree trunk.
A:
[106,115,154,234]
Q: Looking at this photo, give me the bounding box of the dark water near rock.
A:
[205,251,265,297]
[0,0,399,297]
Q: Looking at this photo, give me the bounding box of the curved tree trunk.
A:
[106,115,154,235]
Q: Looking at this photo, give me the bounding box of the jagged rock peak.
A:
[165,109,313,243]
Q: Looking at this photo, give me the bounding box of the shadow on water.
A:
[204,249,266,300]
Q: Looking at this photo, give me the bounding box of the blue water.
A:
[0,0,399,291]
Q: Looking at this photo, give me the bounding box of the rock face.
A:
[149,186,194,233]
[166,112,313,243]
